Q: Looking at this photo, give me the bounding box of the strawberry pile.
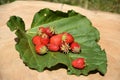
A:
[32,26,85,69]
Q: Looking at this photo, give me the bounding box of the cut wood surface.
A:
[0,1,120,80]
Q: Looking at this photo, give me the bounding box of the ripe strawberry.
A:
[32,35,41,45]
[38,27,46,35]
[72,58,85,69]
[35,44,48,54]
[45,27,55,37]
[62,32,74,44]
[48,44,59,52]
[70,42,80,53]
[50,34,63,46]
[40,33,49,45]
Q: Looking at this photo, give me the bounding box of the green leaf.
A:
[7,8,107,76]
[31,8,78,28]
[7,16,25,32]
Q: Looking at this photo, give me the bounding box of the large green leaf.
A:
[7,8,107,76]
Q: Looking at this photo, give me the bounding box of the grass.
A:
[43,0,120,14]
[0,0,120,14]
[0,0,15,5]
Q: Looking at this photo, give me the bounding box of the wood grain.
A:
[0,1,120,80]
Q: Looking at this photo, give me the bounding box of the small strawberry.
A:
[40,33,49,45]
[32,35,41,45]
[45,27,55,37]
[35,44,48,54]
[72,58,85,69]
[38,27,46,35]
[48,44,59,52]
[50,34,63,46]
[62,32,74,44]
[70,42,80,53]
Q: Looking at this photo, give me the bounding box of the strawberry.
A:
[48,44,59,52]
[35,44,48,54]
[40,33,49,45]
[45,27,55,37]
[72,58,85,69]
[38,27,46,35]
[62,32,74,44]
[32,35,41,45]
[50,34,63,46]
[70,42,80,53]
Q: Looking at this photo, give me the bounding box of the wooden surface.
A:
[0,1,120,80]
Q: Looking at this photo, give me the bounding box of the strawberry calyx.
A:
[45,26,55,37]
[70,42,80,53]
[40,33,49,45]
[38,27,46,35]
[35,44,48,54]
[39,46,48,54]
[41,33,48,38]
[61,42,70,53]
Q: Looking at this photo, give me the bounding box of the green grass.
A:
[43,0,120,14]
[0,0,120,14]
[0,0,15,5]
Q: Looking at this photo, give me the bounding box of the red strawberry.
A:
[50,34,63,46]
[70,42,80,53]
[40,33,49,45]
[72,58,85,69]
[62,32,74,44]
[35,44,48,54]
[48,44,59,51]
[38,27,46,35]
[45,27,55,37]
[32,35,41,45]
